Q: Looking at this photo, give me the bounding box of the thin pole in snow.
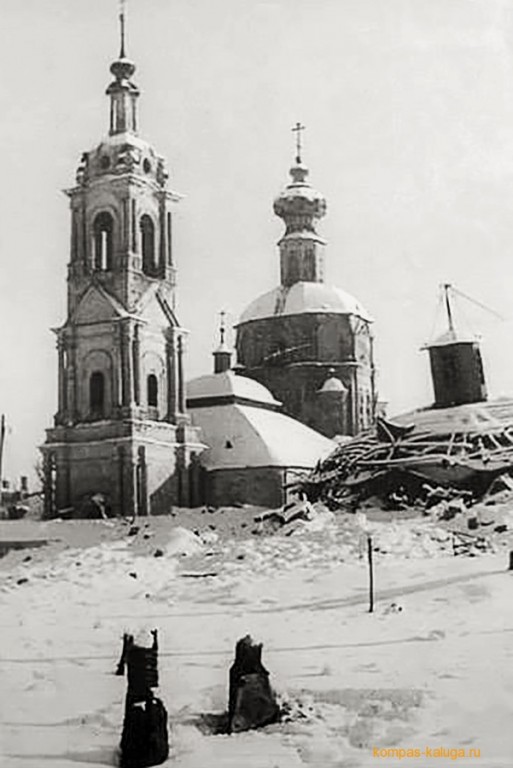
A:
[367,535,374,613]
[0,414,5,507]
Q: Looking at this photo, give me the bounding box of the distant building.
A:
[425,329,487,409]
[41,18,203,518]
[235,133,376,438]
[422,285,487,409]
[187,340,334,508]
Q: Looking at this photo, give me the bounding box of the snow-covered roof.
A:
[189,402,335,470]
[96,131,152,152]
[425,328,478,348]
[392,398,512,436]
[237,281,372,325]
[187,370,281,407]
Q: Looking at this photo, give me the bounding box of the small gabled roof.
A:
[135,284,180,327]
[69,282,128,325]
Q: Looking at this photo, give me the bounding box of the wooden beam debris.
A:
[302,413,513,507]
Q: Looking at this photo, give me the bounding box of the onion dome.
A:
[238,282,372,324]
[273,161,327,236]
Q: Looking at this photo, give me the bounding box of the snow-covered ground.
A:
[1,509,512,767]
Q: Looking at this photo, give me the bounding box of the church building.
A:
[186,321,334,508]
[235,127,377,438]
[41,15,203,517]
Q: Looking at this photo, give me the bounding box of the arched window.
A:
[93,212,114,271]
[90,371,105,418]
[140,215,156,276]
[147,374,158,407]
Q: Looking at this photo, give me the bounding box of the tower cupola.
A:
[66,0,178,314]
[273,123,327,286]
[106,4,140,135]
[213,311,232,374]
[424,284,487,408]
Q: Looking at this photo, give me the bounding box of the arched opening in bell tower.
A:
[93,212,114,271]
[140,215,156,276]
[147,374,158,407]
[89,371,106,419]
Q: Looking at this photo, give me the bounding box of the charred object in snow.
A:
[302,408,513,509]
[227,635,280,734]
[119,629,169,768]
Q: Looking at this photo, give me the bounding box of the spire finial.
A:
[219,310,226,346]
[292,122,306,164]
[213,310,232,373]
[108,0,139,135]
[119,0,127,58]
[442,283,455,333]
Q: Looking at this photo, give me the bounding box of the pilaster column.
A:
[70,209,78,264]
[114,445,125,516]
[131,200,137,253]
[177,334,186,414]
[57,336,67,422]
[122,197,129,256]
[55,453,70,511]
[81,197,88,272]
[42,452,55,520]
[159,197,167,276]
[132,324,141,406]
[165,329,178,421]
[350,368,358,436]
[120,447,137,517]
[137,446,148,515]
[167,212,173,266]
[120,322,135,409]
[65,333,77,423]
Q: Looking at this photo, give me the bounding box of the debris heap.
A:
[303,406,513,509]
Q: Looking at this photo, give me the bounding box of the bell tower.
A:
[67,10,176,316]
[41,8,204,518]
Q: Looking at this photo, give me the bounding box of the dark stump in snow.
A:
[118,630,169,767]
[228,635,280,734]
[120,694,169,768]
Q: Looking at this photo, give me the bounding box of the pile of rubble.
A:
[302,415,513,512]
[253,495,334,536]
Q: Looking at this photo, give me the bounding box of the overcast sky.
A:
[2,0,513,481]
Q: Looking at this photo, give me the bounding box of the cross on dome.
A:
[219,310,226,346]
[291,122,306,164]
[119,0,127,58]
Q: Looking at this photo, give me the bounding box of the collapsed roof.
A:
[303,401,513,505]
